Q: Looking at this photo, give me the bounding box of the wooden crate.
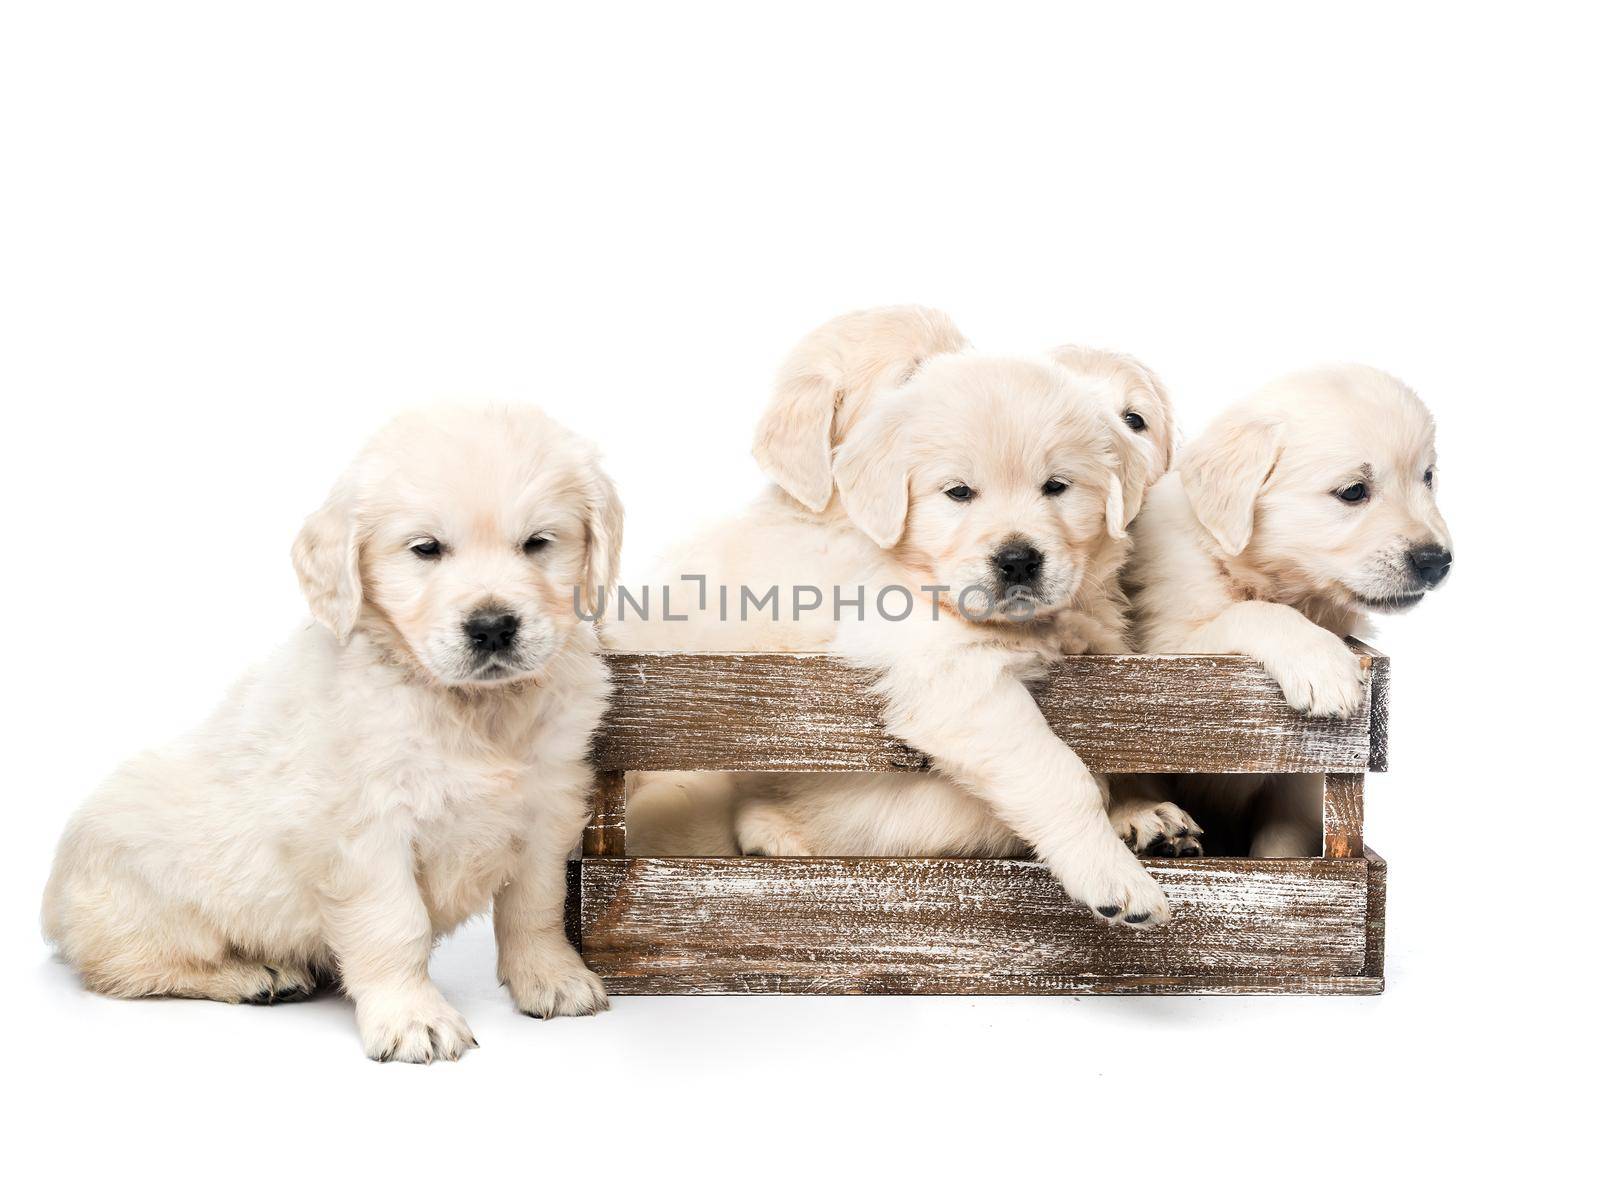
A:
[567,641,1390,995]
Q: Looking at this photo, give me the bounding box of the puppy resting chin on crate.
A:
[1124,365,1453,857]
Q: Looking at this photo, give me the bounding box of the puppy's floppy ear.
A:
[1125,358,1176,475]
[1101,426,1144,540]
[1180,415,1283,557]
[753,306,967,512]
[292,481,363,643]
[832,399,912,549]
[579,458,624,617]
[753,369,838,514]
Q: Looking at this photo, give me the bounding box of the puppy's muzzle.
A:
[1406,544,1452,588]
[992,540,1044,588]
[464,608,520,656]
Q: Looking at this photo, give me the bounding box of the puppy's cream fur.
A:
[1127,365,1452,855]
[615,308,1179,924]
[1049,343,1177,488]
[43,405,621,1062]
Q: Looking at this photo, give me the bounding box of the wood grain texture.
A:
[574,855,1375,995]
[1323,773,1365,859]
[1363,847,1387,985]
[595,645,1379,775]
[582,771,627,857]
[1359,642,1392,774]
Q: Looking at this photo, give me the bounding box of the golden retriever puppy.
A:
[1126,366,1453,856]
[43,405,621,1062]
[731,338,1193,859]
[624,314,1190,860]
[1049,343,1177,489]
[614,308,1176,924]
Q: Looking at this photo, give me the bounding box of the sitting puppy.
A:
[1125,366,1453,856]
[42,405,621,1062]
[615,308,1177,924]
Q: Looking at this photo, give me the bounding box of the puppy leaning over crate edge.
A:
[1126,365,1453,856]
[615,306,1179,926]
[42,404,622,1063]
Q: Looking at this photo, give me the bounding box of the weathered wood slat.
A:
[596,646,1379,774]
[1363,847,1387,984]
[582,770,627,857]
[574,855,1373,995]
[1323,773,1365,859]
[1364,646,1391,774]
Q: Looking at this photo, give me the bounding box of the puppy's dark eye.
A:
[1335,482,1369,504]
[410,539,443,559]
[1122,411,1148,432]
[1423,467,1434,489]
[945,485,974,503]
[523,535,551,554]
[1042,478,1069,496]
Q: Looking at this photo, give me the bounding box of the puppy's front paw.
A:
[502,940,609,1020]
[358,989,477,1064]
[1268,635,1367,718]
[1047,612,1127,657]
[1109,799,1203,858]
[1059,838,1172,928]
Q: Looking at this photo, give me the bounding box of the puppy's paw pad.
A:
[1147,835,1203,859]
[1114,894,1170,927]
[1112,801,1204,856]
[1067,847,1173,929]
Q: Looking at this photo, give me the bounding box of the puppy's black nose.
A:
[464,611,520,653]
[993,542,1044,587]
[1407,544,1453,587]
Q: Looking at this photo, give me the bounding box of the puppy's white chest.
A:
[407,756,536,925]
[405,749,532,826]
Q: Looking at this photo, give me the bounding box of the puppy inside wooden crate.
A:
[1123,365,1450,857]
[610,307,1187,925]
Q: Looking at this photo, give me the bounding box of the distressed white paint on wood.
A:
[574,855,1374,994]
[576,646,1391,995]
[1363,847,1387,982]
[595,646,1381,774]
[1323,773,1365,858]
[1354,641,1392,773]
[582,770,627,857]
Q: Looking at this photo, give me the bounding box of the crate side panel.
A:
[1363,847,1387,984]
[597,652,916,772]
[1032,653,1373,773]
[579,856,1370,994]
[597,652,1373,774]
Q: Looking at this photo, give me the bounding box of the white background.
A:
[3,2,1594,1191]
